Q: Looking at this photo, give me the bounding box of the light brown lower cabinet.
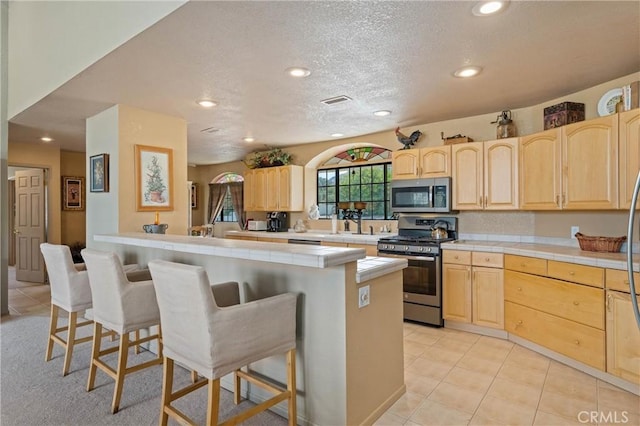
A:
[505,301,605,370]
[606,290,640,384]
[226,235,258,241]
[443,251,504,329]
[322,241,377,256]
[504,254,605,371]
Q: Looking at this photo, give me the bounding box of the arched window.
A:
[317,147,393,220]
[210,173,243,222]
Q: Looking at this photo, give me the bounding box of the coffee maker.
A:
[267,211,289,232]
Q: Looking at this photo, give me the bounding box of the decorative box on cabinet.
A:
[392,146,451,179]
[442,250,504,329]
[451,138,519,210]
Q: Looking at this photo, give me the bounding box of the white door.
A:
[15,169,46,283]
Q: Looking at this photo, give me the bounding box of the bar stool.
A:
[40,243,96,376]
[147,259,298,426]
[81,248,163,414]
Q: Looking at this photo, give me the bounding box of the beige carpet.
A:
[0,314,288,426]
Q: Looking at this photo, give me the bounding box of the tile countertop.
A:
[94,233,407,282]
[441,240,639,272]
[225,230,397,245]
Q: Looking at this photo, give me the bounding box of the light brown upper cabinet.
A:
[619,109,640,209]
[520,115,618,210]
[452,138,519,210]
[392,146,451,180]
[244,165,303,212]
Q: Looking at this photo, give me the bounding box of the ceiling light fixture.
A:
[331,133,344,138]
[41,137,53,142]
[373,110,391,117]
[196,99,217,108]
[472,1,508,16]
[286,67,311,78]
[243,137,255,143]
[453,66,483,78]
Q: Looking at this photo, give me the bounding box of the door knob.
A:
[13,229,19,234]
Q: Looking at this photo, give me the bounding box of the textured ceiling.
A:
[9,1,640,165]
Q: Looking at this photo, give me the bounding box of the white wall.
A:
[7,1,186,119]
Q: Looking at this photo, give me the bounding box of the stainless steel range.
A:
[377,214,457,327]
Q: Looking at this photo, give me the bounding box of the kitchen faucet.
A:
[342,210,363,234]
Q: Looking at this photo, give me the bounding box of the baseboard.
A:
[444,320,508,339]
[359,384,406,426]
[508,334,640,396]
[443,321,639,396]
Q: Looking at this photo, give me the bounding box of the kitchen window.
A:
[317,156,393,220]
[212,172,243,222]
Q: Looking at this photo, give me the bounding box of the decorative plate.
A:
[597,88,623,116]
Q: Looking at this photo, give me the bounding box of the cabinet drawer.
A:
[443,250,471,265]
[606,269,640,294]
[548,260,604,288]
[505,301,605,370]
[472,252,504,268]
[504,255,547,275]
[504,270,604,329]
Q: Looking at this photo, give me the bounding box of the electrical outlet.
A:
[571,226,579,239]
[358,285,370,308]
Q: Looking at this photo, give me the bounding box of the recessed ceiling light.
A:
[286,67,311,78]
[472,1,508,16]
[243,137,255,143]
[453,66,483,78]
[196,99,217,108]
[41,137,53,142]
[373,110,392,117]
[331,133,344,138]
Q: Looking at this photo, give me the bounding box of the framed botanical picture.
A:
[191,183,197,208]
[89,153,109,192]
[62,176,85,211]
[135,144,174,211]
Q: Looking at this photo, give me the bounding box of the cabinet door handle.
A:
[485,257,490,262]
[556,195,560,207]
[479,196,483,207]
[624,280,630,284]
[454,255,459,260]
[573,300,580,306]
[520,263,526,268]
[607,293,612,312]
[562,193,566,206]
[516,320,523,327]
[517,287,522,292]
[574,340,580,346]
[484,195,488,207]
[569,271,575,275]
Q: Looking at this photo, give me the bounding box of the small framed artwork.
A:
[62,176,85,211]
[89,153,109,192]
[135,144,174,211]
[191,184,197,208]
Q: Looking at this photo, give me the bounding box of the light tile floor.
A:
[6,267,640,426]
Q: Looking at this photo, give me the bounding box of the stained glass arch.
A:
[321,147,392,166]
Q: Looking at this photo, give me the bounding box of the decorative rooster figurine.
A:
[395,127,422,149]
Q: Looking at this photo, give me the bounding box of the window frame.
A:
[316,160,393,220]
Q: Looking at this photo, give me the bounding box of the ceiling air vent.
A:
[321,95,352,106]
[200,127,220,133]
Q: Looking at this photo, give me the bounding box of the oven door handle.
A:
[377,252,436,262]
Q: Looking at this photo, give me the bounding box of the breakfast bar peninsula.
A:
[92,232,407,425]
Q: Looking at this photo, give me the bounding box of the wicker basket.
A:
[575,233,626,253]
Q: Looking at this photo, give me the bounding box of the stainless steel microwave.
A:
[390,177,451,213]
